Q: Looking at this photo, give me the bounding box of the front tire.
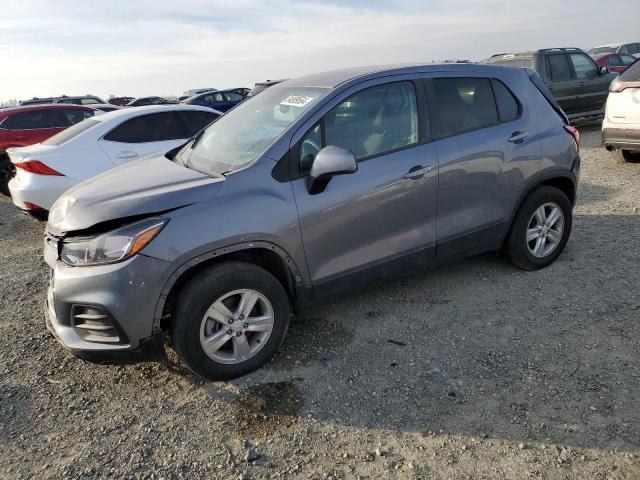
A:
[171,261,290,380]
[505,186,572,271]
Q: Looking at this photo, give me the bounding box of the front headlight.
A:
[61,218,167,266]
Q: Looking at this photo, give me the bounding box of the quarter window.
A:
[103,112,184,143]
[432,77,498,137]
[545,55,573,82]
[61,109,94,125]
[491,79,520,122]
[569,53,597,79]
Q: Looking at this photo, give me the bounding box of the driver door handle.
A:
[404,165,435,179]
[508,131,529,143]
[114,151,138,159]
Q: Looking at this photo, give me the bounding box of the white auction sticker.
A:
[280,95,315,107]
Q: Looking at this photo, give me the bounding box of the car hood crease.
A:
[47,156,223,234]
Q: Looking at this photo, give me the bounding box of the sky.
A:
[0,0,638,102]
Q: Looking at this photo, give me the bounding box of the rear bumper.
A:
[8,172,77,211]
[602,127,640,151]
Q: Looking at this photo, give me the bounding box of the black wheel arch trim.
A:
[152,241,305,332]
[511,168,577,220]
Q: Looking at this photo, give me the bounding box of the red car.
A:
[0,104,96,195]
[593,53,638,74]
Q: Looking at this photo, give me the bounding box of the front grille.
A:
[71,305,124,344]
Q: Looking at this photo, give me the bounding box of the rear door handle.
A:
[404,165,435,179]
[508,131,529,143]
[114,151,138,159]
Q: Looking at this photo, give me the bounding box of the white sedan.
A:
[8,104,220,216]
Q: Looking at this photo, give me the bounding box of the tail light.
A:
[24,201,43,210]
[15,160,63,176]
[609,79,640,93]
[564,125,580,154]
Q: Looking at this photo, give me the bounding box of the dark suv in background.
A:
[485,48,617,122]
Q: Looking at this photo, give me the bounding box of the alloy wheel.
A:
[526,202,565,258]
[199,289,274,364]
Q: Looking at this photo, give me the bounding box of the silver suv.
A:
[44,64,581,379]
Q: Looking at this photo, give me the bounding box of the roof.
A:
[0,103,95,117]
[282,63,519,89]
[90,104,220,123]
[592,43,625,49]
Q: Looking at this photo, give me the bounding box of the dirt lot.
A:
[1,126,639,480]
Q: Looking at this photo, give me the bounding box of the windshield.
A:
[175,85,328,176]
[42,118,101,146]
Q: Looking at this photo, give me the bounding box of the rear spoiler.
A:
[526,70,569,124]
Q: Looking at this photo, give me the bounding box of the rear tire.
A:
[610,149,640,163]
[0,154,15,197]
[171,261,290,380]
[505,186,572,271]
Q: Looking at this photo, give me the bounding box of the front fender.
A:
[150,240,305,331]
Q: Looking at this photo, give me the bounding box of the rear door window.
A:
[431,77,498,137]
[2,109,66,130]
[569,53,598,79]
[608,55,622,67]
[81,98,100,105]
[175,110,220,137]
[545,55,573,82]
[103,112,184,143]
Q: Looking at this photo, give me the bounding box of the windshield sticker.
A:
[280,95,315,107]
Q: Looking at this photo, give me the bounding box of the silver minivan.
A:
[44,63,581,379]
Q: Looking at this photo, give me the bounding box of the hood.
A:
[47,155,224,235]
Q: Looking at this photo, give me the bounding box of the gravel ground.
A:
[1,126,639,480]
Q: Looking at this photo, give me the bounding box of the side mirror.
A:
[599,66,608,75]
[307,145,357,194]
